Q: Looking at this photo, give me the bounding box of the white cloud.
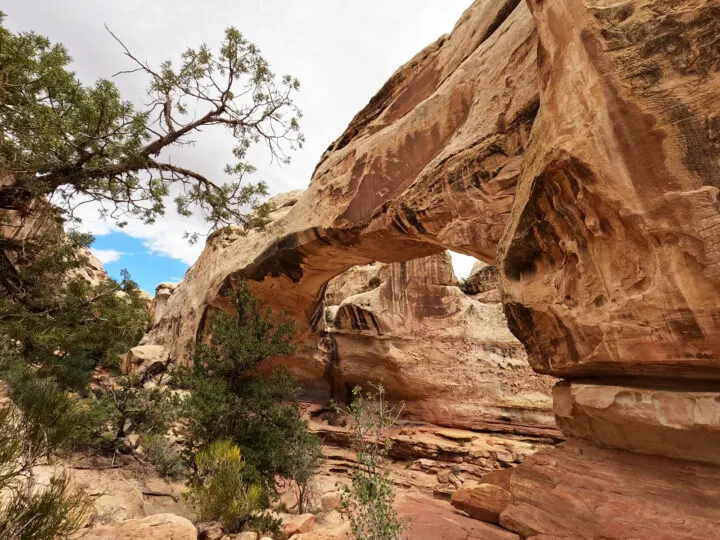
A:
[449,252,478,280]
[4,0,472,267]
[90,248,125,264]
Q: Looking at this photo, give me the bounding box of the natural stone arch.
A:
[145,0,540,361]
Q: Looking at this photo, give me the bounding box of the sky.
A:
[4,1,478,291]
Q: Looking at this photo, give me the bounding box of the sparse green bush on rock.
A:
[335,384,408,540]
[0,383,93,540]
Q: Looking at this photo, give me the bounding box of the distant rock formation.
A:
[319,252,555,434]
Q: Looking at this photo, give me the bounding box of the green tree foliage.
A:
[185,440,266,533]
[335,384,407,540]
[0,226,149,391]
[285,429,322,514]
[180,280,321,507]
[99,372,180,451]
[0,381,93,540]
[0,12,302,236]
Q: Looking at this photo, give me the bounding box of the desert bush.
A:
[142,435,184,479]
[335,384,408,540]
[186,440,264,533]
[0,396,92,540]
[180,281,321,495]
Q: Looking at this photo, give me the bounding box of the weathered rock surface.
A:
[319,252,555,432]
[397,493,519,540]
[122,344,170,375]
[74,513,196,540]
[36,458,188,526]
[499,0,720,380]
[553,380,720,466]
[498,440,720,539]
[150,282,179,325]
[139,0,720,537]
[451,482,512,523]
[283,513,315,536]
[463,260,500,299]
[144,0,539,361]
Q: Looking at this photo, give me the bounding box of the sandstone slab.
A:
[75,513,196,539]
[553,380,720,465]
[282,513,315,536]
[396,493,519,540]
[451,483,512,523]
[499,440,720,539]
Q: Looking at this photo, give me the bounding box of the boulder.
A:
[282,513,315,536]
[75,513,196,539]
[122,344,170,375]
[476,467,513,492]
[451,483,512,523]
[233,533,258,540]
[197,522,223,540]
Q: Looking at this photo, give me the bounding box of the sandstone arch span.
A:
[145,0,720,536]
[145,0,539,360]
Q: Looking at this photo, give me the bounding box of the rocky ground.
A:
[62,410,560,539]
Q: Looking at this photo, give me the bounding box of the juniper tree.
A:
[0,227,149,391]
[0,13,302,233]
[181,281,321,505]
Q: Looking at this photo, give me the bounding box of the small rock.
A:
[417,458,435,469]
[493,450,514,463]
[283,513,315,536]
[198,522,224,540]
[437,429,475,443]
[233,533,258,540]
[437,469,451,484]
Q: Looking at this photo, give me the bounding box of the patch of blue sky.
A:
[90,232,189,294]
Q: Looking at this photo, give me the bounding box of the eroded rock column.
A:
[495,0,720,536]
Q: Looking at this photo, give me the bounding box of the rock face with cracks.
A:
[319,252,555,433]
[142,0,720,537]
[499,0,720,380]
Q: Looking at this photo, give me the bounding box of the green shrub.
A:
[180,281,321,494]
[0,471,91,540]
[0,401,92,540]
[142,435,184,479]
[335,384,408,540]
[186,440,264,533]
